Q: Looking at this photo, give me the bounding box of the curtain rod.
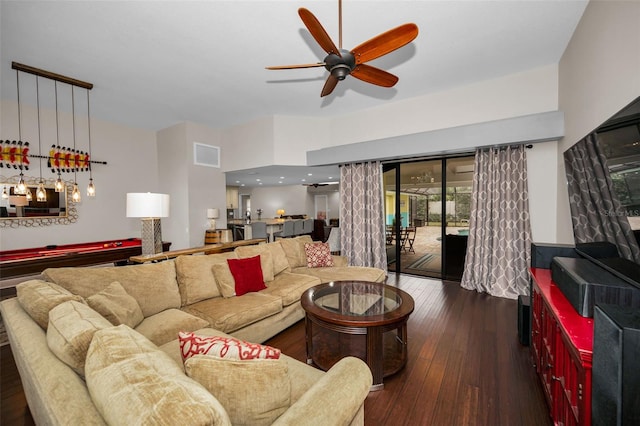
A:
[12,62,93,90]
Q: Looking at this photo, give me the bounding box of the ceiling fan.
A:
[266,0,419,97]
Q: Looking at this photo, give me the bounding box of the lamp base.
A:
[141,218,163,255]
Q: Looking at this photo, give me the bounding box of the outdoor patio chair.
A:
[402,226,416,253]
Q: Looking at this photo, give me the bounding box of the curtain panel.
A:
[339,162,388,271]
[461,145,532,299]
[564,133,640,263]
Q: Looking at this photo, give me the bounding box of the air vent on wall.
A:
[193,142,220,168]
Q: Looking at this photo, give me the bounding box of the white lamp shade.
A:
[207,208,220,219]
[126,193,170,218]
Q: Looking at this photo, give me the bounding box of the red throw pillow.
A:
[226,255,266,296]
[304,242,335,268]
[178,332,281,361]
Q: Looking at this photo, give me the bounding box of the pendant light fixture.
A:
[53,81,64,193]
[13,69,27,196]
[71,86,81,203]
[35,76,47,202]
[85,89,95,197]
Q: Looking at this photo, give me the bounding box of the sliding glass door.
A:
[384,156,474,280]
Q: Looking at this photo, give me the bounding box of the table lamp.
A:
[9,195,29,217]
[207,208,219,229]
[277,209,285,218]
[126,193,170,255]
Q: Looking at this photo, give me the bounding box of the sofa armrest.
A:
[272,357,372,426]
[332,255,348,267]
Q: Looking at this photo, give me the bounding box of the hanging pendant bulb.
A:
[36,180,47,202]
[15,173,27,194]
[55,174,65,192]
[1,186,8,199]
[87,178,96,197]
[72,182,81,202]
[25,189,32,201]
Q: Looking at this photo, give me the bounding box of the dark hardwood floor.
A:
[267,274,551,426]
[1,274,551,425]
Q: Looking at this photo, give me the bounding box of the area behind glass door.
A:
[384,156,474,280]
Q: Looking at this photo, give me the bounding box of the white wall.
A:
[246,185,309,219]
[526,140,560,243]
[557,0,640,243]
[157,122,226,250]
[1,100,158,250]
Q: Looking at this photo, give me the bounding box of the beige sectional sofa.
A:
[1,235,386,425]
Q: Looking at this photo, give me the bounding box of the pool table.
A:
[0,238,171,279]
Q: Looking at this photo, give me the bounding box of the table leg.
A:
[367,326,384,391]
[305,315,314,365]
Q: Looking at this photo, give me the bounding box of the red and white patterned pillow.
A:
[304,242,335,268]
[178,331,281,361]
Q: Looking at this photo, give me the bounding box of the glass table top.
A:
[312,281,401,317]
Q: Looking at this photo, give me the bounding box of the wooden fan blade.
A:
[351,23,418,64]
[351,64,399,87]
[298,8,341,56]
[266,63,325,70]
[321,74,339,97]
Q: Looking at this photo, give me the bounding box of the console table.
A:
[128,238,266,263]
[530,267,593,426]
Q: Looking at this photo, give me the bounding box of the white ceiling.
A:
[1,0,589,186]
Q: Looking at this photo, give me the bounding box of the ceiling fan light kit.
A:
[266,0,418,97]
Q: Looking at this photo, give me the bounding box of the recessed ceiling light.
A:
[256,179,261,182]
[278,181,283,184]
[235,180,240,184]
[279,176,285,179]
[301,179,306,182]
[307,173,313,176]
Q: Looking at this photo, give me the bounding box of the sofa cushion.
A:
[290,265,387,284]
[16,279,85,330]
[86,281,144,328]
[304,242,335,268]
[185,355,290,426]
[182,293,283,334]
[46,300,113,377]
[134,309,209,347]
[261,272,321,306]
[235,242,289,276]
[178,332,280,361]
[175,252,237,305]
[85,325,231,426]
[43,261,181,318]
[278,235,313,269]
[227,255,268,296]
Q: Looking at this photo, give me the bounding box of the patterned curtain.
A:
[564,133,640,262]
[460,145,532,299]
[339,162,388,271]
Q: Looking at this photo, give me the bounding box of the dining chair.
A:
[293,220,304,236]
[250,222,268,240]
[273,220,295,239]
[327,227,341,254]
[302,218,314,235]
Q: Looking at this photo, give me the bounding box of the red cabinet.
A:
[530,268,593,426]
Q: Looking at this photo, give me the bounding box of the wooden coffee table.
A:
[301,281,414,390]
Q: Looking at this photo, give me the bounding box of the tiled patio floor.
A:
[387,225,467,277]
